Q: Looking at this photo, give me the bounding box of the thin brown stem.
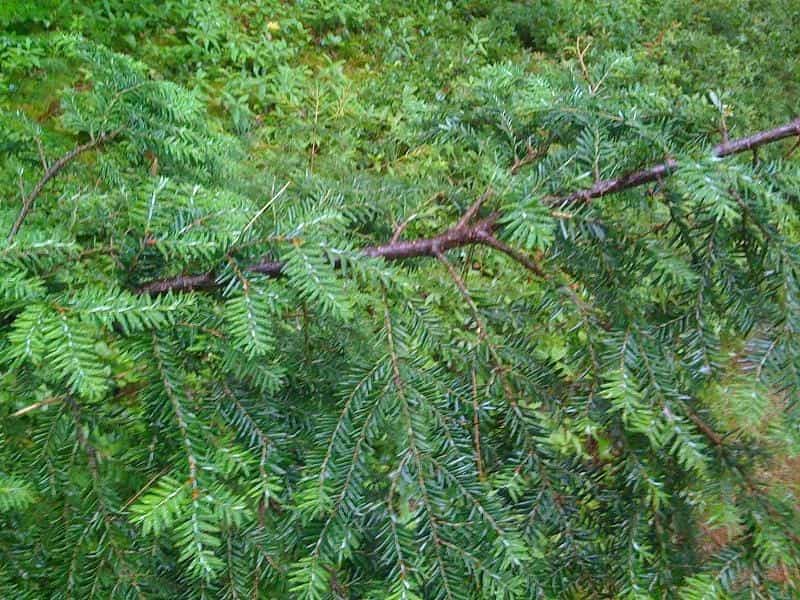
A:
[11,396,64,417]
[476,233,546,278]
[35,136,49,171]
[435,250,487,340]
[456,187,492,228]
[120,465,173,512]
[8,129,121,242]
[575,37,593,90]
[471,368,485,481]
[683,406,724,447]
[390,191,445,242]
[784,138,800,159]
[509,142,549,175]
[436,251,520,411]
[389,217,413,243]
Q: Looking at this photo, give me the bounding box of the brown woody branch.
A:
[136,214,508,294]
[713,117,800,157]
[137,117,800,295]
[546,117,800,207]
[8,129,121,242]
[547,159,679,206]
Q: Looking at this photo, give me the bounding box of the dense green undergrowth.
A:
[1,1,799,598]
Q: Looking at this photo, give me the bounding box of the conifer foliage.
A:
[1,1,800,598]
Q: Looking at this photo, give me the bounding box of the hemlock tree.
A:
[1,2,800,598]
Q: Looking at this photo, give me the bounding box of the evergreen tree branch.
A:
[386,453,416,594]
[547,159,679,206]
[713,117,800,157]
[471,368,485,481]
[383,299,456,600]
[550,117,800,206]
[436,250,522,414]
[136,118,799,295]
[7,129,122,242]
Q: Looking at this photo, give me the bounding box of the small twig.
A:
[457,188,493,229]
[475,233,546,278]
[17,171,26,201]
[390,191,445,243]
[509,142,549,175]
[11,396,64,417]
[683,406,724,447]
[720,114,730,144]
[35,136,49,171]
[139,272,218,295]
[390,215,414,243]
[785,138,800,159]
[120,465,173,512]
[8,129,121,242]
[590,58,620,96]
[436,251,520,412]
[236,180,291,244]
[548,159,679,207]
[435,250,487,340]
[471,368,485,481]
[573,37,617,95]
[309,84,322,173]
[177,320,226,339]
[575,37,593,89]
[713,117,800,157]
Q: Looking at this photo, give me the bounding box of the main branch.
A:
[137,118,800,295]
[137,214,505,294]
[548,117,800,207]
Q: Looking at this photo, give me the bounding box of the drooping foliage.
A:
[1,1,799,598]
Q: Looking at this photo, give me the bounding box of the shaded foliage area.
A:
[1,1,799,598]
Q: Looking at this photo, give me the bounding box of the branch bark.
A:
[137,117,800,295]
[547,159,679,207]
[713,117,800,157]
[136,215,507,294]
[8,129,121,242]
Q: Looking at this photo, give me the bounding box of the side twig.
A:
[8,129,121,242]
